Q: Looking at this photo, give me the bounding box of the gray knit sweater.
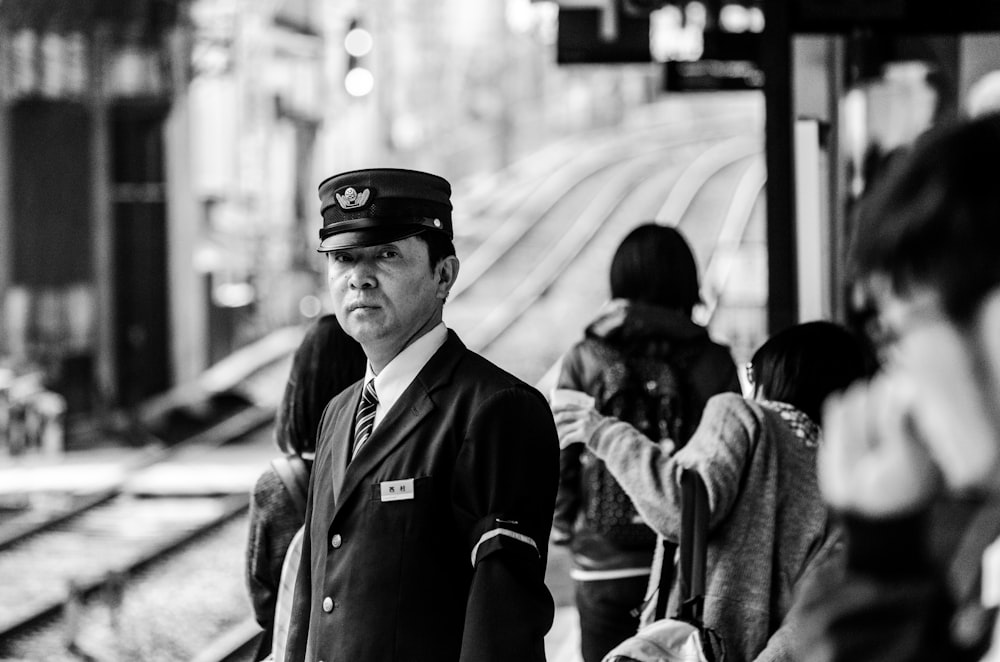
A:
[585,392,838,662]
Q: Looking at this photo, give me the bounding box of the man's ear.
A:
[436,255,460,300]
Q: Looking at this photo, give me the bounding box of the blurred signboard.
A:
[664,59,763,91]
[664,30,763,92]
[793,0,1000,32]
[557,5,652,64]
[701,31,761,63]
[798,0,905,21]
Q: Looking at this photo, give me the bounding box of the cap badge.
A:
[335,187,370,210]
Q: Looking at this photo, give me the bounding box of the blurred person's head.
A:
[748,321,869,423]
[275,314,367,457]
[849,113,1000,492]
[610,224,701,315]
[851,113,1000,325]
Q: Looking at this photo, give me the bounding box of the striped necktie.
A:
[352,379,378,460]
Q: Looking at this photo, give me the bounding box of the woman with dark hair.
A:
[552,223,740,662]
[554,320,870,662]
[245,314,366,659]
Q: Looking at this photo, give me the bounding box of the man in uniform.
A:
[285,168,560,662]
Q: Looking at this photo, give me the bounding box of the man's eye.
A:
[332,253,353,263]
[379,249,399,259]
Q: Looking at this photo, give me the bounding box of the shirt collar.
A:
[365,322,448,427]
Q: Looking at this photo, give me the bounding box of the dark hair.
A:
[609,224,701,314]
[274,314,367,456]
[851,113,1000,323]
[417,230,456,271]
[749,321,869,422]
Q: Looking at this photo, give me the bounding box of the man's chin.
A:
[343,319,386,345]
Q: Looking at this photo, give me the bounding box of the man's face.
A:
[326,236,457,367]
[870,277,1000,492]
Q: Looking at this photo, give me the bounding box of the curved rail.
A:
[698,156,767,323]
[453,128,748,300]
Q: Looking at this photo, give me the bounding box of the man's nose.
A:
[348,261,376,289]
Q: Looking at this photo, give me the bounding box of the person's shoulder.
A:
[468,355,540,392]
[251,464,295,512]
[564,336,597,360]
[705,392,761,424]
[253,464,283,495]
[454,347,548,401]
[707,391,747,407]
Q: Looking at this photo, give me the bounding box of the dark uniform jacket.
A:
[285,331,559,662]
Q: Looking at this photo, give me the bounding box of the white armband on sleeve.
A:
[470,526,539,568]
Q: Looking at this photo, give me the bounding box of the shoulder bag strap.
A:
[677,468,710,624]
[653,468,709,621]
[270,455,310,514]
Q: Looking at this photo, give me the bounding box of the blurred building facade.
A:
[0,0,659,441]
[0,0,188,435]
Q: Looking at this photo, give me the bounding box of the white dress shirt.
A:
[363,322,448,432]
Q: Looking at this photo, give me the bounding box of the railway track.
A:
[0,92,767,661]
[0,400,275,658]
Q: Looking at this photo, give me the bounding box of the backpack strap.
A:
[270,455,310,514]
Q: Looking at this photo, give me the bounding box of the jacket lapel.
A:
[324,381,361,511]
[331,331,465,520]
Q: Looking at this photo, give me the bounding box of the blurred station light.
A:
[343,18,374,97]
[718,3,764,32]
[299,294,324,319]
[344,67,374,97]
[650,4,703,62]
[344,23,373,57]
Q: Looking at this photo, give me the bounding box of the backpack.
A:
[581,338,688,550]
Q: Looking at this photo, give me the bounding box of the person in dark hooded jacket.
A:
[552,223,740,662]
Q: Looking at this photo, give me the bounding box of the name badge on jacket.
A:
[380,478,415,502]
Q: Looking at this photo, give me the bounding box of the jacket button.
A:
[331,533,343,548]
[322,597,334,613]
